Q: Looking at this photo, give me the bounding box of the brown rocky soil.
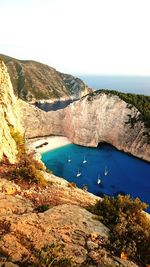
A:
[0,176,139,267]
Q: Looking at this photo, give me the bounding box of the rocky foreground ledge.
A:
[0,175,139,267]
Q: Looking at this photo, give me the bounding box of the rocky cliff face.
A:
[20,91,150,161]
[0,54,91,102]
[0,60,23,163]
[63,92,150,161]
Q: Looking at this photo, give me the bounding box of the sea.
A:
[42,143,150,213]
[77,75,150,96]
[41,75,150,212]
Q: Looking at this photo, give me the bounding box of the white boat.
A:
[76,169,81,177]
[97,175,101,184]
[97,178,101,184]
[67,156,71,163]
[83,156,87,164]
[104,166,109,176]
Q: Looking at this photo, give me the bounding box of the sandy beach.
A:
[27,136,71,153]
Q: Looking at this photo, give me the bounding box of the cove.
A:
[41,143,150,212]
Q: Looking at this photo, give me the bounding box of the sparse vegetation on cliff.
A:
[10,126,26,158]
[88,89,150,129]
[33,243,73,267]
[11,152,47,185]
[0,53,90,101]
[89,195,150,266]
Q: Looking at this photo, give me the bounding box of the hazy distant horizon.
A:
[77,74,150,96]
[1,0,150,76]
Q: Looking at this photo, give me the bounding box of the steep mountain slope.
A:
[0,59,23,163]
[0,54,91,101]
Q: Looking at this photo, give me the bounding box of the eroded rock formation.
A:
[0,60,23,163]
[63,92,150,161]
[20,92,150,161]
[0,189,138,267]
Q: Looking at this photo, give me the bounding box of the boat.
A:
[97,178,101,184]
[76,169,81,177]
[97,174,101,184]
[67,156,71,163]
[83,156,87,164]
[104,166,109,176]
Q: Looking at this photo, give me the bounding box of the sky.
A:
[0,0,150,75]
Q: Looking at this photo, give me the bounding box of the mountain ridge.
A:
[0,53,91,101]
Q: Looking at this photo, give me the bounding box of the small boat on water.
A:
[83,156,87,164]
[67,156,71,163]
[104,166,109,176]
[97,174,101,184]
[76,169,81,177]
[97,178,101,184]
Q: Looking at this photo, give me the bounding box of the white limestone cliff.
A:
[0,60,23,163]
[19,92,150,162]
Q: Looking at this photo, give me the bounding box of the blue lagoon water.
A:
[42,143,150,212]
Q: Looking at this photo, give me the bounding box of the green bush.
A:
[35,243,73,267]
[9,126,26,158]
[35,205,50,213]
[9,127,48,186]
[12,152,47,186]
[87,90,150,141]
[89,195,150,265]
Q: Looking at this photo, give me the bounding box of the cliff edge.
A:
[0,60,23,163]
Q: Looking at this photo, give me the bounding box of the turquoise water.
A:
[42,143,150,212]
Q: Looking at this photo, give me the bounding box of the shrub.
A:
[34,205,50,213]
[12,152,47,186]
[89,195,150,266]
[9,126,26,158]
[35,243,73,267]
[9,127,48,186]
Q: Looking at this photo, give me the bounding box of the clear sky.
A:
[0,0,150,75]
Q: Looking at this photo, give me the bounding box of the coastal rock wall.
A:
[0,60,23,163]
[20,91,150,161]
[18,99,64,138]
[63,93,150,161]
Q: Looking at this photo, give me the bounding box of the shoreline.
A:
[27,136,71,153]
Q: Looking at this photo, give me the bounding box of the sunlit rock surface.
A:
[20,92,150,161]
[0,60,23,163]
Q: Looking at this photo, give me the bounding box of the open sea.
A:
[42,143,150,213]
[77,75,150,96]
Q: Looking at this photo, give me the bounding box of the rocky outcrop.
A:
[0,54,91,102]
[63,92,150,161]
[0,191,138,267]
[0,60,23,163]
[18,99,63,137]
[20,91,150,161]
